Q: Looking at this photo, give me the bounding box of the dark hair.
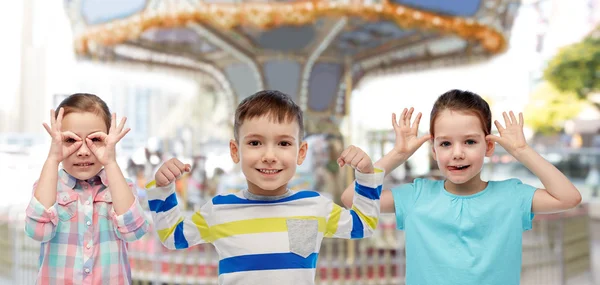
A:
[56,93,111,131]
[429,89,491,137]
[234,90,304,141]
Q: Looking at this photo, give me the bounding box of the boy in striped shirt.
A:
[146,90,383,284]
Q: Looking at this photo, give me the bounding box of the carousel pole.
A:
[343,57,359,278]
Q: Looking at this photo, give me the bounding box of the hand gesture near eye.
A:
[86,113,130,166]
[43,108,83,163]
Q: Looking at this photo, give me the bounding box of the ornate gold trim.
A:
[74,0,505,56]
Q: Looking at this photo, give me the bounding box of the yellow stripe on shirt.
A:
[211,216,325,241]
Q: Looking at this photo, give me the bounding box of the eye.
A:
[466,140,476,145]
[91,138,102,142]
[65,138,76,143]
[248,140,261,146]
[279,141,292,147]
[440,141,450,147]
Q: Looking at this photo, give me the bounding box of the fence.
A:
[0,204,596,285]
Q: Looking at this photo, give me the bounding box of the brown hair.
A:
[56,93,111,131]
[429,89,491,137]
[234,90,304,141]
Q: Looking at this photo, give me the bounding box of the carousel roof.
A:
[64,0,520,114]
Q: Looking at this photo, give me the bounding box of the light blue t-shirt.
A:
[392,178,537,285]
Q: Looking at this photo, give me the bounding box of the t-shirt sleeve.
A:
[510,178,538,231]
[391,178,423,230]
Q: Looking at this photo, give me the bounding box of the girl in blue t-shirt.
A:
[342,89,582,285]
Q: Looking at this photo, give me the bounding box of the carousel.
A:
[62,0,522,284]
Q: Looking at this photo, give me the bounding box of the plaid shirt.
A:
[25,169,149,285]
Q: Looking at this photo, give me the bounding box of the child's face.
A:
[431,110,494,186]
[229,115,307,196]
[61,112,107,180]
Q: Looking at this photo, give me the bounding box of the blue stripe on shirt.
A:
[174,220,189,249]
[354,183,382,200]
[349,210,364,239]
[219,252,318,274]
[212,191,320,205]
[148,193,178,213]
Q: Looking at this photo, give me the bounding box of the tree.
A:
[544,26,600,109]
[524,82,584,135]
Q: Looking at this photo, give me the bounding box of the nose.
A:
[452,145,464,160]
[261,146,277,163]
[76,142,91,157]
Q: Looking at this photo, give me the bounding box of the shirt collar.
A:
[59,168,109,188]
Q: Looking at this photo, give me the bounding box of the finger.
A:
[166,162,184,178]
[184,164,192,172]
[43,123,52,136]
[110,113,117,133]
[50,109,56,126]
[156,172,172,187]
[161,167,177,182]
[399,108,407,126]
[56,108,64,130]
[417,133,431,145]
[66,141,83,156]
[502,112,511,127]
[509,111,517,125]
[485,134,502,144]
[411,112,422,130]
[117,128,131,141]
[339,145,353,161]
[519,112,524,126]
[341,148,359,167]
[356,158,373,173]
[171,159,189,172]
[494,120,505,133]
[87,132,107,142]
[116,116,127,133]
[85,138,99,154]
[337,157,345,168]
[391,113,399,129]
[350,152,365,169]
[404,107,414,126]
[63,131,82,141]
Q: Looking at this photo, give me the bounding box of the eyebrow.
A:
[244,134,297,140]
[436,134,482,140]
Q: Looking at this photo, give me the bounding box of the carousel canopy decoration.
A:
[64,0,520,116]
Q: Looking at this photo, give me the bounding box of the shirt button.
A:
[84,268,90,274]
[86,221,91,226]
[85,201,90,205]
[86,243,91,249]
[62,196,67,202]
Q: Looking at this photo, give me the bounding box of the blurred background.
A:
[0,0,598,284]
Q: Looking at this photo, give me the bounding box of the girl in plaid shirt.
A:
[25,93,149,285]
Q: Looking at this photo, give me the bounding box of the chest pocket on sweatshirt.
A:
[57,192,78,221]
[94,191,113,217]
[287,219,318,258]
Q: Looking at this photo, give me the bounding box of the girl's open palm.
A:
[43,108,82,163]
[392,107,431,157]
[86,113,130,166]
[486,111,528,155]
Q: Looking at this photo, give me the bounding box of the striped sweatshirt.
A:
[146,169,383,285]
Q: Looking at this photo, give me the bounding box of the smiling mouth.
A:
[257,169,282,174]
[448,165,470,171]
[74,163,94,167]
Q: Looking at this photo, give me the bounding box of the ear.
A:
[229,139,240,163]
[430,139,438,161]
[297,141,308,165]
[485,137,495,157]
